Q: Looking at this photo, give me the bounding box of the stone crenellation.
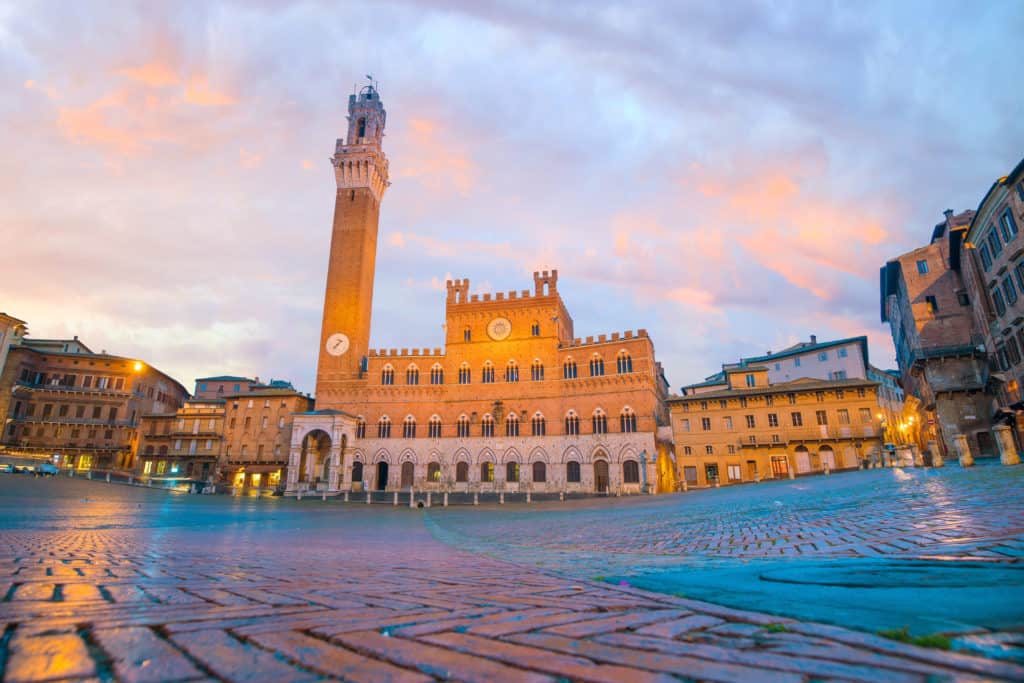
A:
[446,270,561,306]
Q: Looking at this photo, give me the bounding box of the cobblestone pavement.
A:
[1,473,1023,682]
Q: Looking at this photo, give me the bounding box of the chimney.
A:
[810,335,817,345]
[943,209,954,222]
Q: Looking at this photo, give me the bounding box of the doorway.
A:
[375,461,389,491]
[594,460,609,493]
[400,461,415,488]
[795,446,811,473]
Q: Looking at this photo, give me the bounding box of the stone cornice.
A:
[333,143,390,202]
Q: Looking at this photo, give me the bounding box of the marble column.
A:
[994,425,1021,465]
[952,433,970,467]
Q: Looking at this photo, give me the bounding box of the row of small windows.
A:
[355,408,639,439]
[979,208,1020,271]
[680,387,868,411]
[350,459,640,484]
[990,260,1024,319]
[681,407,874,432]
[380,352,635,385]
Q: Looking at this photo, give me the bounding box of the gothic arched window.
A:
[506,461,520,482]
[406,365,419,385]
[505,413,520,437]
[532,461,546,482]
[402,415,417,439]
[427,462,441,482]
[355,417,366,439]
[357,117,366,138]
[566,460,581,482]
[531,359,544,381]
[459,362,471,385]
[481,461,494,482]
[428,415,442,438]
[592,409,608,435]
[505,360,519,383]
[377,416,391,439]
[482,361,495,384]
[617,350,633,374]
[589,354,605,377]
[531,413,546,436]
[620,407,637,433]
[381,365,394,385]
[481,414,495,438]
[456,461,469,482]
[563,359,578,380]
[457,414,470,438]
[430,364,444,385]
[564,411,580,436]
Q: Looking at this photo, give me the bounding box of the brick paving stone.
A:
[544,609,689,637]
[633,613,725,637]
[421,631,679,683]
[333,629,554,683]
[1,474,1021,683]
[5,629,97,682]
[595,632,926,683]
[509,632,804,683]
[244,630,433,683]
[92,626,206,683]
[169,629,321,683]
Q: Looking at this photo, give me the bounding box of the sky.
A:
[2,1,1022,395]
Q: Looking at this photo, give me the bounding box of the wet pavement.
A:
[0,465,1021,681]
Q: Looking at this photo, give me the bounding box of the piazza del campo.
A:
[2,3,1024,682]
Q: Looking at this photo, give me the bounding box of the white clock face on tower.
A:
[487,317,513,341]
[325,332,350,356]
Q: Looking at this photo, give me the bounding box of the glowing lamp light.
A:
[133,361,143,372]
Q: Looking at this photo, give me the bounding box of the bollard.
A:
[128,476,133,485]
[366,490,371,504]
[953,433,970,468]
[409,487,415,508]
[344,491,349,502]
[87,471,92,480]
[297,491,302,500]
[393,490,399,506]
[788,467,795,480]
[526,491,531,504]
[682,480,688,492]
[560,491,565,502]
[322,492,326,501]
[443,492,449,507]
[824,464,831,476]
[473,492,479,506]
[714,480,720,488]
[106,473,111,483]
[426,492,432,508]
[499,492,504,505]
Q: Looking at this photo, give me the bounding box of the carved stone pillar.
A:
[328,445,342,492]
[286,442,302,493]
[994,425,1020,466]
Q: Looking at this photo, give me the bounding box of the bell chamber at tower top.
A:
[333,84,390,201]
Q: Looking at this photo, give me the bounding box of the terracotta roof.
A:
[669,377,878,402]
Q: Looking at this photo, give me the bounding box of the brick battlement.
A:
[562,329,649,349]
[446,270,560,306]
[367,348,443,358]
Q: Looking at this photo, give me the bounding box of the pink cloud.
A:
[394,117,479,197]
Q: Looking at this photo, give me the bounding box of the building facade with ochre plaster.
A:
[286,84,673,496]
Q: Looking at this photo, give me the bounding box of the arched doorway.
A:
[299,430,331,483]
[375,461,389,491]
[594,460,609,493]
[819,445,836,470]
[794,446,811,473]
[400,461,415,488]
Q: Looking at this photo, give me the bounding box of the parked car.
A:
[0,464,13,474]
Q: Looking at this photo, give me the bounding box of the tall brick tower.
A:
[315,84,389,406]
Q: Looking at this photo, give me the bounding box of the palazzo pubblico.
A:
[286,85,674,496]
